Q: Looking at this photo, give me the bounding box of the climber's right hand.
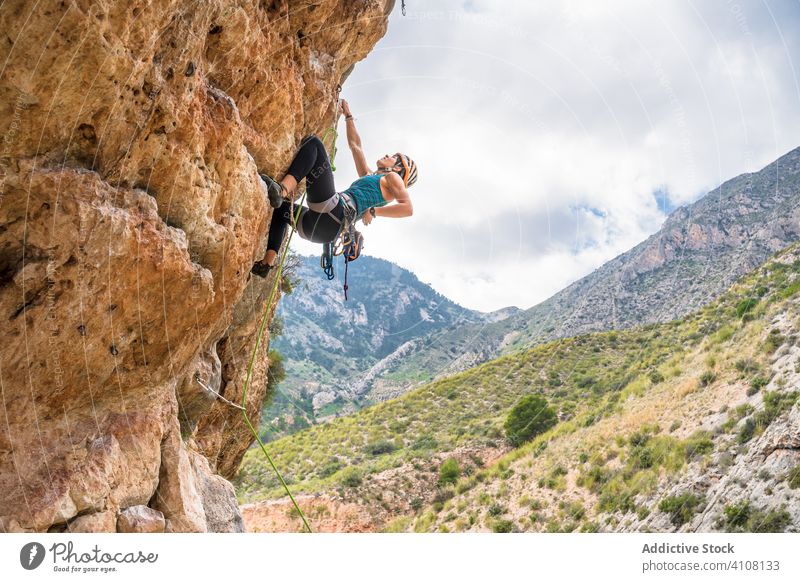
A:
[340,98,352,118]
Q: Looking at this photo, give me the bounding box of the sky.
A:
[290,0,800,313]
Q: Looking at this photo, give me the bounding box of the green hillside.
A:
[237,244,800,523]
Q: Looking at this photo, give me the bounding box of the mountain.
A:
[237,243,800,533]
[359,146,800,398]
[264,254,484,436]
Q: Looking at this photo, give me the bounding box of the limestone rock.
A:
[68,511,117,533]
[0,0,392,532]
[117,506,166,533]
[152,420,208,533]
[190,451,244,533]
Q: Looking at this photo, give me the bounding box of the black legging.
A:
[266,135,345,253]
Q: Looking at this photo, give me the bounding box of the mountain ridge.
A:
[371,145,800,396]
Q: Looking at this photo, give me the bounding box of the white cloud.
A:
[291,0,800,312]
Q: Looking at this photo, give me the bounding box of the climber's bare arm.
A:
[342,99,370,177]
[376,172,413,218]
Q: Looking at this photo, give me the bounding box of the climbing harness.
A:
[312,191,365,300]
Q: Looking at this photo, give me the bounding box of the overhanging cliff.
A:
[0,0,393,532]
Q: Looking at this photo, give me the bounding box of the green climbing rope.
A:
[320,126,338,172]
[238,118,341,533]
[240,190,311,533]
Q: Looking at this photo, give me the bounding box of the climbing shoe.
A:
[259,173,284,209]
[251,261,273,278]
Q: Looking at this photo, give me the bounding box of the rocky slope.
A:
[264,254,482,436]
[360,147,800,397]
[236,245,800,532]
[0,0,393,532]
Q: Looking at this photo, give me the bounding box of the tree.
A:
[267,349,286,391]
[504,394,557,447]
[438,458,461,486]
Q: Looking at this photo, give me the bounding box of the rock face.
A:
[0,0,393,532]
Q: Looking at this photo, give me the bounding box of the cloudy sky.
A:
[290,0,800,313]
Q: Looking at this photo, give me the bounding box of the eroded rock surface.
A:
[0,0,392,532]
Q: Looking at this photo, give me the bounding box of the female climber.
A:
[251,98,418,277]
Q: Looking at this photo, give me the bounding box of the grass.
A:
[659,493,705,526]
[236,245,800,534]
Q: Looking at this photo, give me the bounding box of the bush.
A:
[438,458,461,487]
[724,501,751,528]
[266,349,286,391]
[492,519,514,533]
[339,466,363,488]
[724,501,791,532]
[411,435,438,450]
[737,418,757,444]
[504,394,558,447]
[649,370,665,385]
[318,458,343,478]
[749,509,791,533]
[488,503,507,517]
[734,358,759,374]
[735,298,758,318]
[699,370,717,387]
[764,329,785,354]
[365,440,396,456]
[683,432,714,460]
[787,466,800,489]
[659,493,705,526]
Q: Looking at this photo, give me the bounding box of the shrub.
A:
[749,508,791,533]
[492,519,514,533]
[787,466,800,489]
[649,370,665,385]
[734,358,759,374]
[488,503,506,517]
[433,488,455,505]
[764,329,785,354]
[318,458,343,478]
[724,501,791,532]
[723,501,751,529]
[750,375,770,390]
[735,298,758,318]
[699,370,717,387]
[411,435,438,450]
[737,418,757,443]
[365,440,396,456]
[438,458,461,487]
[659,493,705,526]
[683,432,714,460]
[339,466,363,488]
[504,394,557,446]
[266,349,286,391]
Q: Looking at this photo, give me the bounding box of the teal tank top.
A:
[344,173,389,215]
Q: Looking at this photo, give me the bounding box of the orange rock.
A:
[0,0,393,532]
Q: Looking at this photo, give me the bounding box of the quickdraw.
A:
[330,199,364,301]
[321,242,335,280]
